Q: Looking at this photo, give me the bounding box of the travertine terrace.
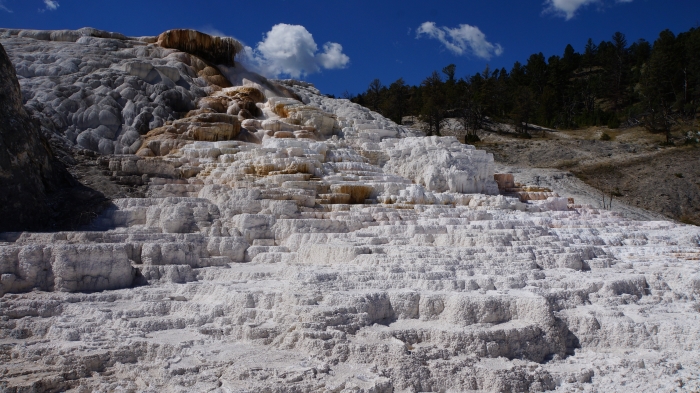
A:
[1,28,699,393]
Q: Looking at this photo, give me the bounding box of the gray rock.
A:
[1,28,210,154]
[0,43,70,231]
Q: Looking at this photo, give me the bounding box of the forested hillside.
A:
[350,27,700,142]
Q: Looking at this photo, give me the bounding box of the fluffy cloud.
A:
[316,42,350,70]
[243,24,349,79]
[416,22,503,60]
[544,0,633,20]
[43,0,59,10]
[543,0,598,20]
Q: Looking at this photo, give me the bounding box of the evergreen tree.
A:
[382,78,410,124]
[610,32,629,109]
[350,25,699,140]
[419,71,447,136]
[367,79,384,112]
[639,30,679,142]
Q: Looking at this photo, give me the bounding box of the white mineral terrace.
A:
[1,29,700,393]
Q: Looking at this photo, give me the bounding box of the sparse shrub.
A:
[464,134,481,143]
[607,116,620,129]
[674,173,684,178]
[600,132,612,141]
[683,131,700,144]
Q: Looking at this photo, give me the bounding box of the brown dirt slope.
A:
[474,126,700,225]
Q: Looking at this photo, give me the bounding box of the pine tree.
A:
[419,72,447,136]
[639,30,679,142]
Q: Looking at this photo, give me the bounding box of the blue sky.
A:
[1,0,698,96]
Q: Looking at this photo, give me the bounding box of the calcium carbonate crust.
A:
[0,28,699,393]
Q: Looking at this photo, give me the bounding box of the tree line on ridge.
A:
[346,27,700,142]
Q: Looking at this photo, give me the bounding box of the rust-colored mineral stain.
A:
[330,184,373,204]
[156,29,243,66]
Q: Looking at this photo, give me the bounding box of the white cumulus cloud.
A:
[544,0,633,20]
[242,24,349,79]
[43,0,59,10]
[416,22,503,60]
[543,0,598,20]
[316,42,350,70]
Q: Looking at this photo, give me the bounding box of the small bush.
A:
[674,173,684,178]
[600,132,612,141]
[607,116,620,129]
[683,131,700,144]
[464,134,481,143]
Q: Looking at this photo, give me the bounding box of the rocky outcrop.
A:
[495,173,564,202]
[0,28,244,157]
[0,243,135,295]
[136,112,242,157]
[2,26,131,43]
[381,137,499,195]
[0,43,96,232]
[156,29,243,66]
[0,28,309,160]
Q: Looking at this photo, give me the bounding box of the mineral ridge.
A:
[0,28,699,393]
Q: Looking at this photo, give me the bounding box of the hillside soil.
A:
[467,125,700,225]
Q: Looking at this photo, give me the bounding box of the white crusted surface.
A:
[381,136,499,195]
[1,33,700,393]
[0,29,212,155]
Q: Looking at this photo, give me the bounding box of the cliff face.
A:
[0,28,246,157]
[0,43,103,232]
[157,29,243,65]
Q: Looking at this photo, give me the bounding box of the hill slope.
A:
[476,126,700,225]
[0,28,699,393]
